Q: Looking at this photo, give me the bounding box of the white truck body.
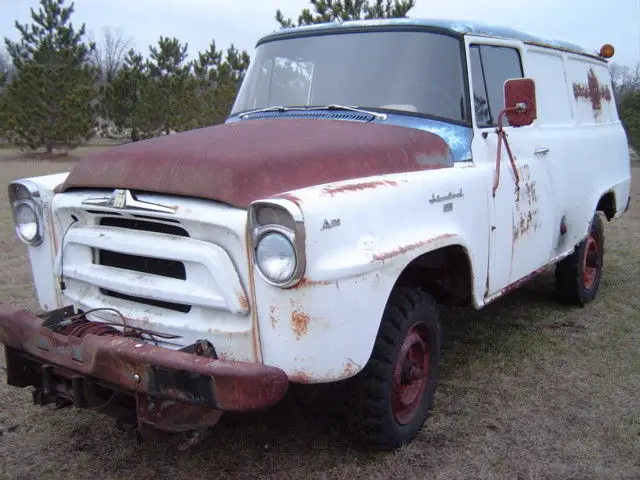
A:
[3,18,631,450]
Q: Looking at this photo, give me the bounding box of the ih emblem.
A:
[82,189,178,214]
[111,189,127,209]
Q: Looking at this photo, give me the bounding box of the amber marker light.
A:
[600,44,615,59]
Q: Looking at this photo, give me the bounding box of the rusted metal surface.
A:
[274,192,303,206]
[513,210,540,241]
[322,179,399,196]
[136,395,223,433]
[288,370,313,383]
[504,78,538,127]
[372,234,455,262]
[237,294,250,313]
[63,319,135,338]
[573,68,612,112]
[513,164,541,241]
[496,266,547,297]
[290,277,333,290]
[269,305,279,328]
[341,359,359,378]
[0,305,289,413]
[58,119,453,209]
[290,307,311,340]
[493,110,521,197]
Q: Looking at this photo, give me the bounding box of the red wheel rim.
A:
[392,324,431,425]
[583,233,600,290]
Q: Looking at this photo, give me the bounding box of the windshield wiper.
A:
[238,106,295,118]
[306,104,387,120]
[238,104,387,120]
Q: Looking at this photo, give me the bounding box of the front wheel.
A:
[554,213,605,306]
[344,287,442,451]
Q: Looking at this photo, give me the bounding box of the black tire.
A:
[343,287,442,451]
[554,213,605,306]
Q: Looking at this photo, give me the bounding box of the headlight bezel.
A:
[8,180,44,246]
[249,198,306,288]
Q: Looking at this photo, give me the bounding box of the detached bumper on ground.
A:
[0,304,289,433]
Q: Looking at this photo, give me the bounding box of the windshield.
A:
[231,30,469,124]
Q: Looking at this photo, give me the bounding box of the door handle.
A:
[534,146,550,155]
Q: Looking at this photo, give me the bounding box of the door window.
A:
[469,44,524,127]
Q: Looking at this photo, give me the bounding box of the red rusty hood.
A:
[59,118,453,208]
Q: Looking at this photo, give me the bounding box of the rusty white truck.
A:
[1,18,632,451]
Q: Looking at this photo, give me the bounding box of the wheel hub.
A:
[582,234,601,290]
[392,325,431,425]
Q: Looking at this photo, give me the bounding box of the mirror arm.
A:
[492,107,522,197]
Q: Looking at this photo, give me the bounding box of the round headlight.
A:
[255,232,296,284]
[15,202,39,243]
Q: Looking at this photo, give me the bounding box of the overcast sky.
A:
[1,0,639,68]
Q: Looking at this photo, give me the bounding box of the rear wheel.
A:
[344,287,442,451]
[555,213,604,306]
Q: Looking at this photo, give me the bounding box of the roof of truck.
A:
[258,18,602,60]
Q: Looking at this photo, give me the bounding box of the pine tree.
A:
[3,0,98,153]
[276,0,416,28]
[188,42,250,128]
[144,36,193,135]
[100,49,151,142]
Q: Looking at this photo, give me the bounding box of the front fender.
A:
[9,173,70,311]
[254,168,489,383]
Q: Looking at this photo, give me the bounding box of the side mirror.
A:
[503,78,537,127]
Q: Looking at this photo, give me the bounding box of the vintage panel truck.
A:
[2,18,631,450]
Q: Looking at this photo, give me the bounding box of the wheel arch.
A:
[346,241,477,383]
[596,190,617,221]
[391,244,477,308]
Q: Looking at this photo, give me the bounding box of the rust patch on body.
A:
[513,210,536,241]
[237,294,249,312]
[372,234,455,262]
[269,305,279,329]
[291,277,333,289]
[497,266,547,297]
[291,309,311,340]
[275,192,302,206]
[323,179,398,196]
[524,179,538,204]
[573,68,612,112]
[341,359,359,378]
[288,370,312,383]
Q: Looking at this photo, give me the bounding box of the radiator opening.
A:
[99,217,188,236]
[98,249,191,313]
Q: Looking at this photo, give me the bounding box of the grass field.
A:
[0,157,638,480]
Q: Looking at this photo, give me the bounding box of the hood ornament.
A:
[82,189,177,214]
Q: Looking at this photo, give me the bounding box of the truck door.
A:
[466,38,556,298]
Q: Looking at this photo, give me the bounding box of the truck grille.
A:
[99,216,188,236]
[97,217,192,313]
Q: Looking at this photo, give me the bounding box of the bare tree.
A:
[610,62,640,100]
[0,48,13,86]
[91,26,133,83]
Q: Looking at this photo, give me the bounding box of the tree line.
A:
[0,0,638,153]
[0,0,417,152]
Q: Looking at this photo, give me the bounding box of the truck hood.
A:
[59,118,454,208]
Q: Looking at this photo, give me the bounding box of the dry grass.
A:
[0,145,113,163]
[0,156,638,480]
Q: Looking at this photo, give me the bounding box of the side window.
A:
[469,46,491,126]
[470,44,524,127]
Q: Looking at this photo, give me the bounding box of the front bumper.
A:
[0,304,289,432]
